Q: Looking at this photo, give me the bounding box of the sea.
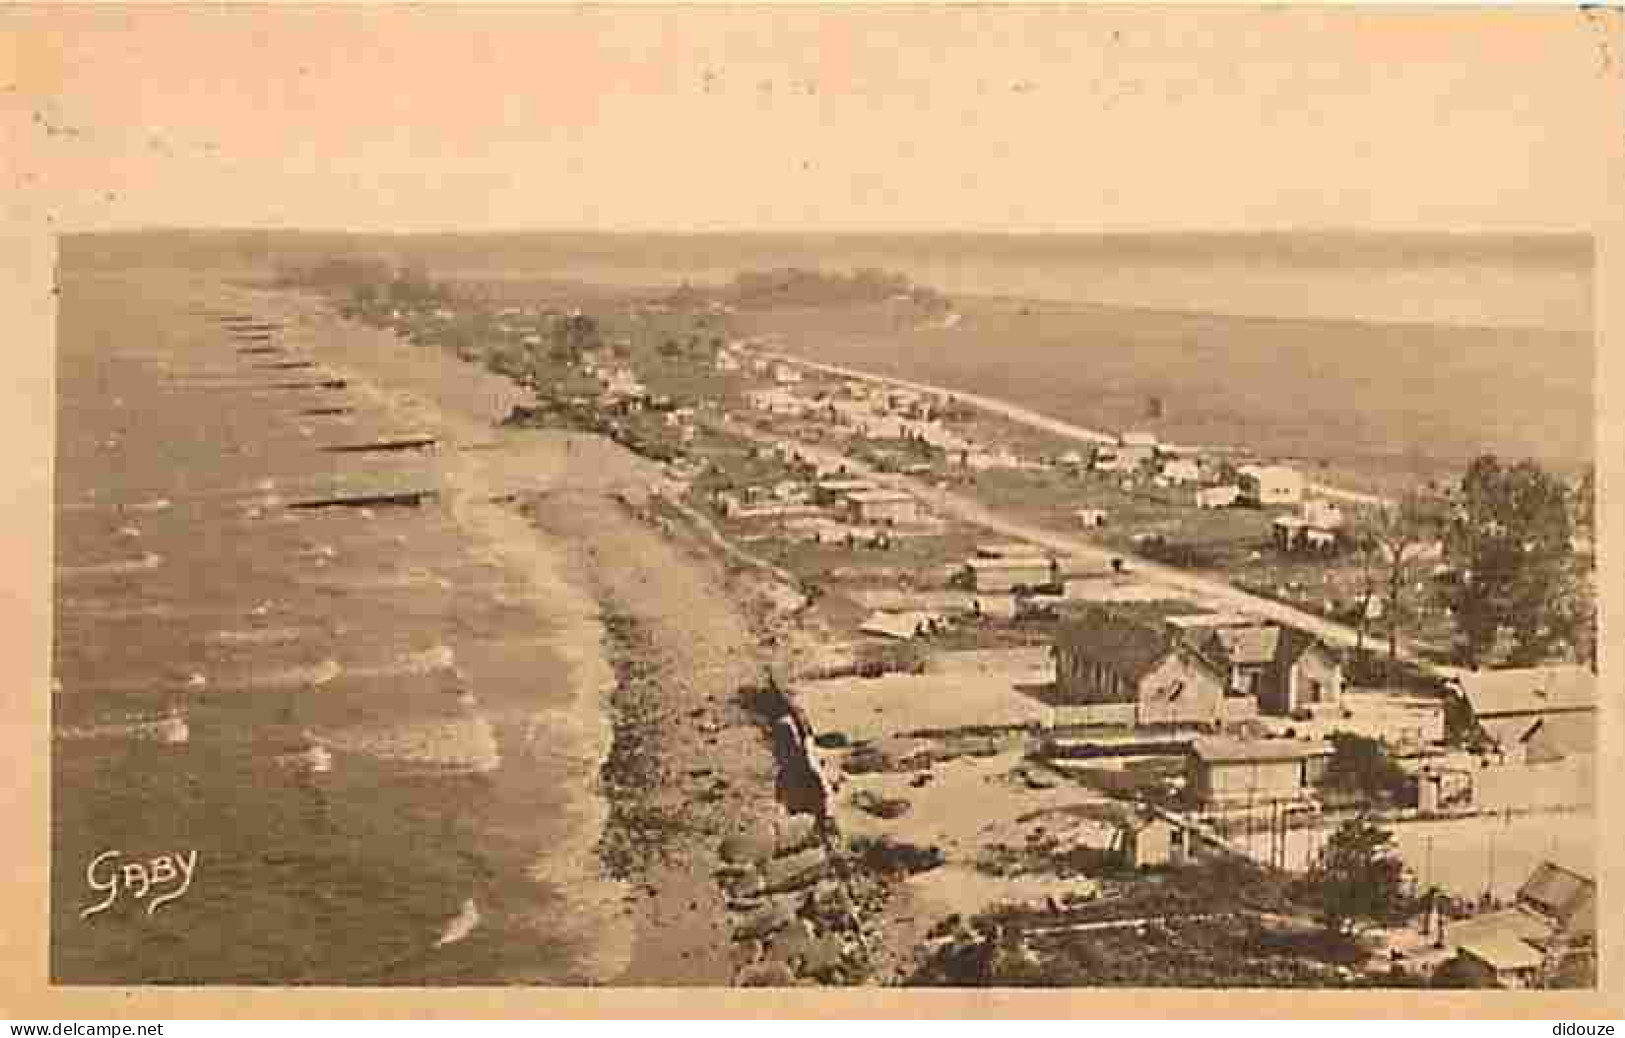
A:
[51,271,631,984]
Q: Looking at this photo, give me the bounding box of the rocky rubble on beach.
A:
[525,473,875,984]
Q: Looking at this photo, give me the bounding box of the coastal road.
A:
[715,413,1424,663]
[757,350,1393,509]
[885,465,1420,660]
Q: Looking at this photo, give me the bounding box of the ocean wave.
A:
[57,552,163,578]
[57,713,189,744]
[321,710,500,774]
[433,898,482,947]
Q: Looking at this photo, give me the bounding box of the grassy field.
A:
[730,295,1592,497]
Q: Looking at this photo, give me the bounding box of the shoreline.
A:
[236,284,752,984]
[523,480,804,985]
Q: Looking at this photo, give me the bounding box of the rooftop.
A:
[1444,665,1596,718]
[1457,931,1545,972]
[975,541,1050,559]
[1189,736,1333,763]
[1518,860,1595,931]
[1208,624,1282,666]
[1054,613,1179,683]
[845,489,916,504]
[967,556,1058,571]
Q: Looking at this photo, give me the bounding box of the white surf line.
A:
[55,552,164,578]
[433,898,482,947]
[53,638,548,700]
[757,348,1397,508]
[56,714,190,744]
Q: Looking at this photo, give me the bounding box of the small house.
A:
[964,556,1060,594]
[1454,933,1546,989]
[1117,431,1159,467]
[1076,508,1108,528]
[1201,624,1343,717]
[1194,484,1242,509]
[1443,665,1596,763]
[1051,612,1231,728]
[1238,464,1305,507]
[1445,860,1595,988]
[744,387,804,415]
[1160,458,1202,485]
[844,489,920,526]
[813,477,877,506]
[1114,813,1185,869]
[1185,737,1333,807]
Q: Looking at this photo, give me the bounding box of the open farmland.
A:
[731,295,1592,498]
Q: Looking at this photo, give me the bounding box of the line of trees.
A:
[277,254,452,312]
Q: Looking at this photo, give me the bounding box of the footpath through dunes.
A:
[50,273,663,984]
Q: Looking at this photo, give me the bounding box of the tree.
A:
[1302,815,1409,936]
[1350,490,1439,666]
[1322,732,1411,805]
[549,312,601,364]
[1442,456,1578,666]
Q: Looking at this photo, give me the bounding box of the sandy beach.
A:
[264,286,803,984]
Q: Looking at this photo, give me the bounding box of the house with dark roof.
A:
[1445,860,1595,988]
[1051,613,1234,727]
[1200,623,1343,718]
[1443,665,1595,763]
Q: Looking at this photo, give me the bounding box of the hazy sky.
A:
[5,5,1618,234]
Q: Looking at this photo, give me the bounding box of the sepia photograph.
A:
[4,1,1618,1012]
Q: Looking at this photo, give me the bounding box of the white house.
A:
[1238,464,1305,507]
[1161,458,1202,484]
[1195,484,1242,509]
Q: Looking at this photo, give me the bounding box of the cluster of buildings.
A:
[740,369,1045,474]
[545,324,1598,992]
[1050,610,1343,744]
[1444,859,1595,989]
